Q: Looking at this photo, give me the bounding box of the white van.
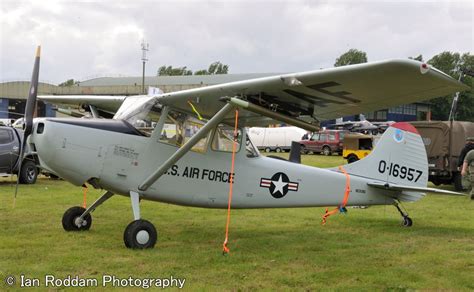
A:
[248,126,307,152]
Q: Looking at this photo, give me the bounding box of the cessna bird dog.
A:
[19,46,468,249]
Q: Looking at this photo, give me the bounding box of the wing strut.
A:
[138,102,235,191]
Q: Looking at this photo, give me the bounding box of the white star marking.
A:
[271,174,288,195]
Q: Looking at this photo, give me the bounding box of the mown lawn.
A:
[0,154,473,291]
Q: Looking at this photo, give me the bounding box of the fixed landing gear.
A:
[394,200,413,227]
[61,190,157,249]
[123,191,157,249]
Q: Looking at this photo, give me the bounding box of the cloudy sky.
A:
[0,0,472,84]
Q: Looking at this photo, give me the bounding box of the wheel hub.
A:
[136,230,150,245]
[74,217,86,228]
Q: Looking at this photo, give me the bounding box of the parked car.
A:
[410,121,474,191]
[343,133,381,163]
[248,126,307,153]
[0,126,39,184]
[299,129,349,155]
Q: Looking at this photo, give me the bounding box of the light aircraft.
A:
[18,46,468,250]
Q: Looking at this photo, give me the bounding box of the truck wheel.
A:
[275,147,282,153]
[453,172,465,191]
[347,155,359,164]
[322,146,331,156]
[19,160,38,184]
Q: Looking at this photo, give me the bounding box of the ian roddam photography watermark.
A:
[4,274,186,289]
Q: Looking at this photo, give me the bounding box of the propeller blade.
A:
[14,45,41,207]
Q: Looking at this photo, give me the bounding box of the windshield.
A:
[114,96,162,135]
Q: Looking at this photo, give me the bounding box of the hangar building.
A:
[0,74,431,124]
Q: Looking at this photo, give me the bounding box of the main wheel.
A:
[62,206,92,231]
[322,146,331,156]
[19,160,38,184]
[123,219,157,249]
[402,216,413,227]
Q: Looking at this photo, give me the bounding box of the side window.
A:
[339,132,346,140]
[328,133,336,141]
[159,110,208,153]
[310,133,319,141]
[211,124,241,153]
[0,129,13,144]
[319,134,328,141]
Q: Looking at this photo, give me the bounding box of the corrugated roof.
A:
[78,73,281,87]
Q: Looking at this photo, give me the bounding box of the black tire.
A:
[275,147,282,153]
[452,172,465,191]
[264,147,271,153]
[62,206,92,231]
[123,219,157,249]
[402,216,413,227]
[347,155,359,164]
[19,160,38,184]
[322,146,331,156]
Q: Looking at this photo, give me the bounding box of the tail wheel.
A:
[62,206,92,231]
[124,219,157,249]
[322,146,331,156]
[402,216,413,227]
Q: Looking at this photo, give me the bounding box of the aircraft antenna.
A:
[141,40,149,94]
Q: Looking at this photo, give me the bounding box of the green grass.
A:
[1,154,473,291]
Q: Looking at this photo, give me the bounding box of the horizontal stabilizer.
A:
[368,182,464,196]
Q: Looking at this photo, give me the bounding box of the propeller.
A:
[13,45,41,207]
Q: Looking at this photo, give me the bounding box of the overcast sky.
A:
[0,0,472,84]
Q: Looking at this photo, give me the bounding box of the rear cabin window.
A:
[328,133,336,141]
[319,133,328,141]
[211,124,241,153]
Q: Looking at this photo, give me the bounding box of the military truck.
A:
[409,121,474,191]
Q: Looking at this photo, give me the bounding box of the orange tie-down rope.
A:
[82,184,88,208]
[222,109,239,255]
[322,166,351,225]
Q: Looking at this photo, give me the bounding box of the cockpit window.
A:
[159,109,208,153]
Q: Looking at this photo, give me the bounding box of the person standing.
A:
[460,146,474,200]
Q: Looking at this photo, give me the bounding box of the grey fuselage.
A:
[31,118,393,209]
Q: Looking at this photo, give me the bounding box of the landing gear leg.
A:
[123,191,157,249]
[62,191,114,231]
[394,200,413,227]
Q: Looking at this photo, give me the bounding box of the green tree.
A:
[194,61,229,75]
[334,49,368,67]
[157,65,192,76]
[58,79,77,86]
[427,52,473,121]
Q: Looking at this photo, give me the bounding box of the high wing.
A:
[38,95,127,116]
[157,59,468,126]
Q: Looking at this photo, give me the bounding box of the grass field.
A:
[1,154,473,291]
